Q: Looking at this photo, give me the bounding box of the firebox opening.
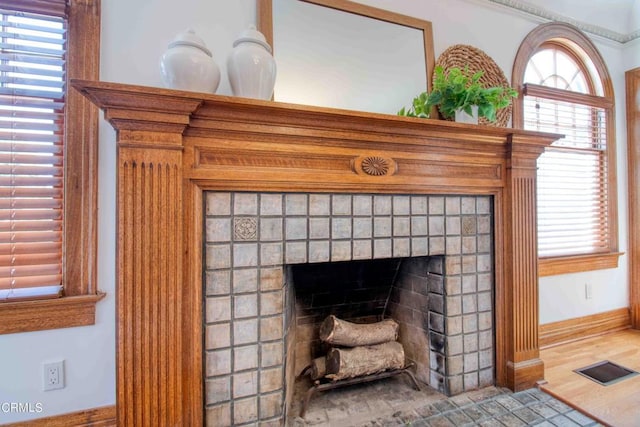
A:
[284,255,450,418]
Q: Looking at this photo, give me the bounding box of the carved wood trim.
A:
[0,293,105,335]
[117,151,186,426]
[352,155,396,176]
[539,252,623,276]
[627,67,640,329]
[7,405,116,427]
[72,80,559,424]
[64,0,101,299]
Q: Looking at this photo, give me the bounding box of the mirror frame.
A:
[257,0,435,104]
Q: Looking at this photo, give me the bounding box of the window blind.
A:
[0,8,66,301]
[523,85,609,258]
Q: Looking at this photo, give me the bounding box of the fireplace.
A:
[74,80,559,426]
[203,191,495,423]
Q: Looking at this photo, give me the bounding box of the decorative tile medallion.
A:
[234,217,258,241]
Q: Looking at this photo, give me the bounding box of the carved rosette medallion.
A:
[362,156,390,176]
[352,155,397,177]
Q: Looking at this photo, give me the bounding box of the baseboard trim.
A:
[539,308,631,349]
[4,405,116,427]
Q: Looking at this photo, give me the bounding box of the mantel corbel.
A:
[72,79,204,149]
[507,133,553,170]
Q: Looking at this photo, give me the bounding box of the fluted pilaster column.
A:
[499,134,548,390]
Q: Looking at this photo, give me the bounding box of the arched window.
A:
[512,23,619,276]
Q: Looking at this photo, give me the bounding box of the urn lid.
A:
[168,29,212,57]
[233,26,272,53]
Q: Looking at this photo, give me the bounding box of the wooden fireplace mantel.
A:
[73,80,560,426]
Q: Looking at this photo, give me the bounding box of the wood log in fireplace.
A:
[307,357,327,380]
[319,315,399,347]
[325,341,405,381]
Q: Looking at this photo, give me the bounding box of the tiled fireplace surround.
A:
[204,191,495,424]
[76,80,559,427]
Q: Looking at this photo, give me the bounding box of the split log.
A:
[325,341,405,381]
[309,356,326,380]
[298,357,327,380]
[319,315,399,347]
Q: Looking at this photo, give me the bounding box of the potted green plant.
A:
[398,66,518,123]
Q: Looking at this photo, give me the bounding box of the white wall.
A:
[631,0,640,35]
[0,0,630,421]
[625,38,640,71]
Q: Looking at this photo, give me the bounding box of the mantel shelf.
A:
[73,78,559,148]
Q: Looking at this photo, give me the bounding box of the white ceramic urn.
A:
[160,29,221,93]
[227,26,276,100]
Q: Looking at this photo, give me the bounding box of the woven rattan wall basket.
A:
[434,44,512,127]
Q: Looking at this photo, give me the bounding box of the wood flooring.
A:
[540,329,640,427]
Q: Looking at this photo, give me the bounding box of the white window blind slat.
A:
[1,122,61,133]
[0,196,61,208]
[0,251,59,264]
[0,241,61,253]
[0,63,64,79]
[0,209,60,221]
[0,41,63,57]
[0,285,60,300]
[0,186,60,196]
[0,108,63,122]
[0,75,65,90]
[0,17,66,34]
[0,175,62,186]
[0,8,65,301]
[0,139,63,150]
[0,219,61,231]
[0,52,64,68]
[0,86,63,99]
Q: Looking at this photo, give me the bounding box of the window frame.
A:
[512,22,621,277]
[0,0,103,334]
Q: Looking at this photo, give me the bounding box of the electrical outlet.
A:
[585,283,593,300]
[43,360,64,391]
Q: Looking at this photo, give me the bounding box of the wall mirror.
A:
[258,0,435,115]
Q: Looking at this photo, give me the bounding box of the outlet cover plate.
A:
[43,360,64,391]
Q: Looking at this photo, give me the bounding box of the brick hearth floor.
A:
[290,378,600,426]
